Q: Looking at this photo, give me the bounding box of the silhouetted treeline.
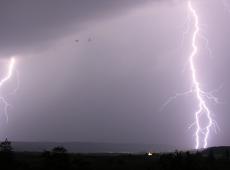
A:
[1,139,230,170]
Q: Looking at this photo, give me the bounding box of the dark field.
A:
[1,147,230,170]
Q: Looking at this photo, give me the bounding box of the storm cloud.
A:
[0,0,156,56]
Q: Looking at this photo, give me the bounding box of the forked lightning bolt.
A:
[162,1,219,149]
[188,1,213,149]
[0,57,16,123]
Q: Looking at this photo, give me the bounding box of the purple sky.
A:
[0,0,229,149]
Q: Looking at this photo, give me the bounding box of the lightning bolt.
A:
[0,57,16,123]
[161,1,220,149]
[188,1,218,149]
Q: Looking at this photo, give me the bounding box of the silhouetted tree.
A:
[49,146,70,170]
[0,138,12,153]
[52,146,67,154]
[0,138,14,169]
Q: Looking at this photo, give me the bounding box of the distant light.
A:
[148,152,153,156]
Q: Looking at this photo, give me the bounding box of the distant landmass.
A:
[202,146,230,156]
[11,142,176,153]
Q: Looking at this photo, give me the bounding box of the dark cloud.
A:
[0,0,154,56]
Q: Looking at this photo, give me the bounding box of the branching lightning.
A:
[0,57,16,123]
[188,1,213,149]
[161,1,220,149]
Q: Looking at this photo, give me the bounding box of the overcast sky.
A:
[0,0,229,149]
